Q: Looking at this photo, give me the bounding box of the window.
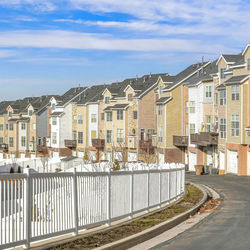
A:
[117,128,123,143]
[52,132,57,144]
[140,129,145,140]
[101,113,104,120]
[231,115,239,136]
[107,111,112,121]
[220,118,226,139]
[73,115,77,123]
[105,97,110,104]
[206,116,211,132]
[159,86,164,94]
[38,138,42,145]
[0,124,3,131]
[133,111,137,119]
[21,123,26,130]
[33,123,36,130]
[78,132,83,144]
[128,94,133,101]
[6,124,8,130]
[9,123,13,131]
[147,129,155,140]
[186,101,195,113]
[220,68,226,79]
[190,124,195,134]
[32,136,35,142]
[9,111,12,117]
[28,110,33,116]
[215,117,218,132]
[158,126,163,142]
[205,85,212,98]
[52,117,57,125]
[158,104,163,115]
[0,137,3,144]
[220,90,226,105]
[73,131,77,140]
[107,130,112,143]
[117,110,123,120]
[52,103,56,110]
[132,129,136,135]
[231,85,239,100]
[91,114,97,123]
[21,136,26,147]
[78,115,83,124]
[248,58,250,71]
[9,137,14,147]
[215,93,218,104]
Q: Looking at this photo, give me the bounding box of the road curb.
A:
[96,182,209,250]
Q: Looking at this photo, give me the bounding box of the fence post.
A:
[168,169,171,203]
[159,167,162,208]
[106,170,111,226]
[129,170,134,219]
[175,167,178,199]
[72,168,79,235]
[147,169,150,212]
[23,168,31,249]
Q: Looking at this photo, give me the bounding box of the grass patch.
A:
[47,184,203,250]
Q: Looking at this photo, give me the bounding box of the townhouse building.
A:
[153,62,210,165]
[183,61,218,171]
[50,87,87,157]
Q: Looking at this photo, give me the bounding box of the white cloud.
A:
[0,49,18,58]
[0,30,235,54]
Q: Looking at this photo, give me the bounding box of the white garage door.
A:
[189,152,197,172]
[228,150,238,174]
[247,151,250,176]
[158,153,165,165]
[78,151,84,158]
[53,151,59,158]
[89,150,96,161]
[106,152,112,162]
[219,151,225,170]
[128,152,137,162]
[207,151,213,166]
[115,151,122,161]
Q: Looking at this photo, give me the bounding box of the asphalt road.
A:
[152,173,250,250]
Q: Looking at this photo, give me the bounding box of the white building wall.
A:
[18,122,28,151]
[51,117,60,149]
[60,104,73,148]
[88,104,99,147]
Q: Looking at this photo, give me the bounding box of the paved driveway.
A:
[152,173,250,250]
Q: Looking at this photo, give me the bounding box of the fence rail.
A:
[0,167,185,249]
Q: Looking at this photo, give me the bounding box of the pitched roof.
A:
[155,97,172,104]
[216,84,226,90]
[183,61,218,87]
[103,103,130,111]
[0,101,13,115]
[224,75,249,85]
[57,87,87,106]
[163,61,210,91]
[50,112,64,117]
[222,54,243,63]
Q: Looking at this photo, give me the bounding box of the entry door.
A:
[128,152,137,162]
[189,152,197,171]
[158,153,165,165]
[219,151,225,170]
[229,150,238,174]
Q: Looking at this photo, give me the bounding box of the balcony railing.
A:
[65,140,77,148]
[190,132,218,146]
[92,139,105,148]
[173,136,188,147]
[0,143,8,152]
[139,139,155,154]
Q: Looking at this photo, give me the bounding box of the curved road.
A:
[152,173,250,250]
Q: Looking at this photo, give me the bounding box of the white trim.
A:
[242,43,250,56]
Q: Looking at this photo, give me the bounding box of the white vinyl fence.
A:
[0,166,185,249]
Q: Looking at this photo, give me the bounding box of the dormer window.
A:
[220,68,226,79]
[9,111,12,117]
[52,103,56,110]
[128,94,133,101]
[105,97,110,104]
[159,86,164,94]
[29,110,33,116]
[247,58,250,70]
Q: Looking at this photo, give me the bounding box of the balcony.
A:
[0,143,8,152]
[36,145,48,154]
[139,139,155,154]
[65,140,77,148]
[92,139,105,148]
[173,136,188,147]
[190,132,218,146]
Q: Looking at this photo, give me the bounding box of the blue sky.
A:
[0,0,249,100]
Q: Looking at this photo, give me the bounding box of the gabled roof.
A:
[242,43,250,56]
[0,101,13,115]
[50,112,64,117]
[222,54,243,64]
[103,103,129,111]
[216,84,226,90]
[163,61,210,91]
[224,75,249,85]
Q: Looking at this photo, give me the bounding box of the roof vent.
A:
[143,77,146,83]
[136,75,138,80]
[150,72,152,78]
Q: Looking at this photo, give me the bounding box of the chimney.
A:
[136,75,138,80]
[149,72,152,78]
[143,76,146,83]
